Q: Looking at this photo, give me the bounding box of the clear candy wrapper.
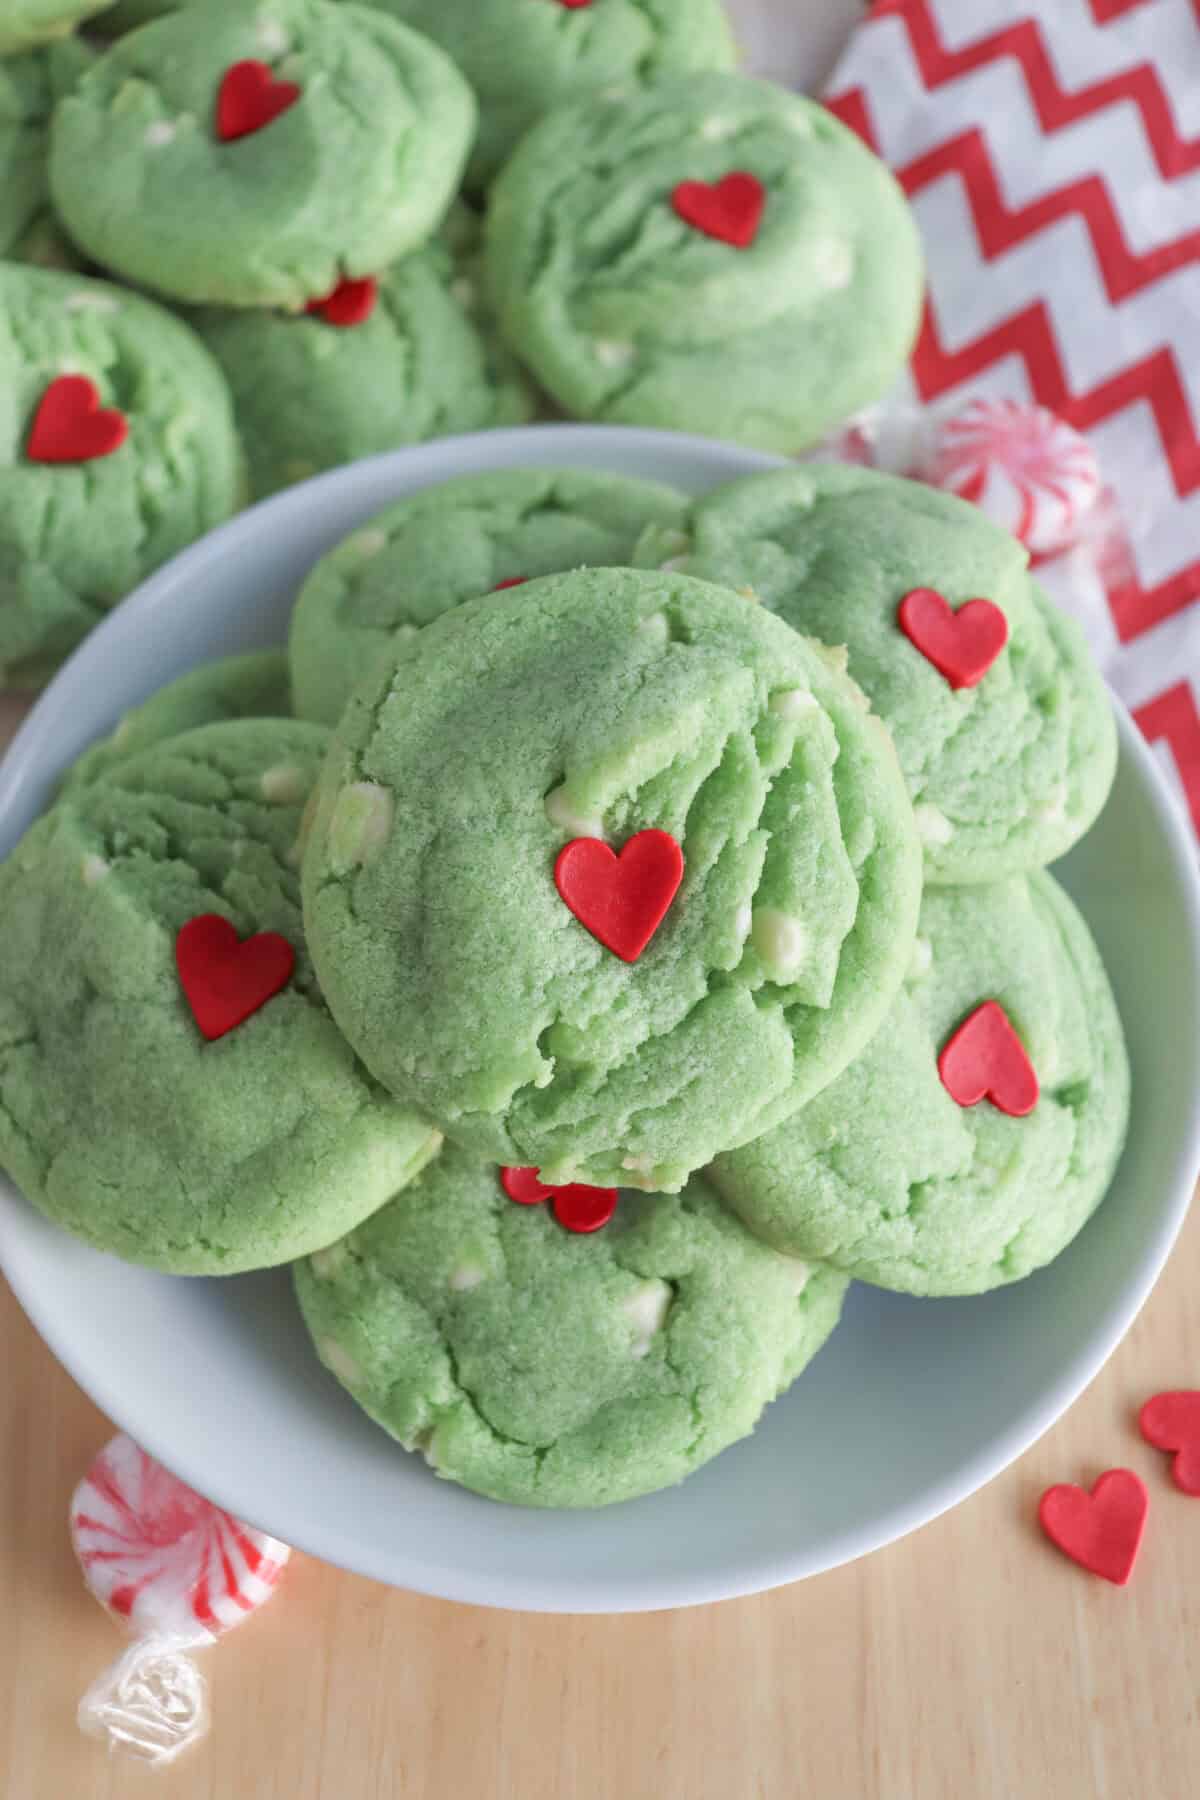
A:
[810,386,1131,668]
[71,1433,290,1767]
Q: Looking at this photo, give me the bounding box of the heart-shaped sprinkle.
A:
[556,0,593,7]
[305,276,378,328]
[216,60,301,143]
[1038,1469,1148,1585]
[1139,1392,1200,1496]
[500,1166,552,1206]
[897,587,1008,689]
[937,1000,1039,1117]
[499,1167,617,1234]
[26,376,128,464]
[176,914,295,1042]
[671,173,765,249]
[555,829,684,963]
[493,577,528,591]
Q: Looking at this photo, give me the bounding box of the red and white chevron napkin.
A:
[823,0,1200,843]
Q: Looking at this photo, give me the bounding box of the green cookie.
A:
[0,40,90,266]
[302,567,922,1192]
[637,465,1118,884]
[63,650,292,791]
[295,1145,847,1508]
[486,75,923,452]
[0,0,112,54]
[710,873,1130,1296]
[289,468,688,725]
[191,246,533,504]
[48,0,476,308]
[0,720,442,1274]
[0,264,240,688]
[369,0,737,191]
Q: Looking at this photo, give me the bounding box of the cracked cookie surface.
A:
[0,718,440,1272]
[301,566,921,1190]
[485,74,922,451]
[48,0,476,307]
[709,872,1130,1295]
[190,246,533,505]
[373,0,736,190]
[637,465,1118,883]
[289,468,687,725]
[0,263,240,687]
[295,1143,847,1508]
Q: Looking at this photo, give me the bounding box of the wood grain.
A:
[3,1196,1200,1800]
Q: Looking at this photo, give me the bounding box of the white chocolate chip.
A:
[260,763,308,805]
[257,18,290,55]
[144,121,175,149]
[654,529,691,560]
[812,239,854,291]
[65,290,118,315]
[449,1262,485,1292]
[914,803,954,847]
[594,338,635,370]
[751,908,807,980]
[784,111,814,137]
[621,1153,655,1174]
[908,936,933,979]
[775,1255,812,1295]
[638,610,670,644]
[320,1338,363,1387]
[621,1279,672,1357]
[1038,785,1069,827]
[659,557,689,573]
[81,854,109,886]
[310,1245,344,1281]
[701,115,735,141]
[734,903,753,940]
[329,782,394,872]
[770,687,818,720]
[349,529,387,560]
[544,783,604,839]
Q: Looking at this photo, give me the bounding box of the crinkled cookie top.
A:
[302,566,921,1191]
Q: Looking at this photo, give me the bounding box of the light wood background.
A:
[5,6,1199,1794]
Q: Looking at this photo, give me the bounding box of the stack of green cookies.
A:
[0,461,1130,1509]
[2,0,926,686]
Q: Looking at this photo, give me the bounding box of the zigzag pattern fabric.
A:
[826,0,1200,842]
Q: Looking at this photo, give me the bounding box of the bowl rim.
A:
[2,424,1200,1613]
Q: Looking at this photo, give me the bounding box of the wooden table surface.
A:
[2,680,1200,1797]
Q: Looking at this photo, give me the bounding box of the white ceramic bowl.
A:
[2,426,1199,1613]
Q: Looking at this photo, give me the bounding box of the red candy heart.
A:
[556,0,593,7]
[500,1166,553,1206]
[1038,1469,1148,1585]
[555,829,684,963]
[897,587,1009,689]
[492,577,528,591]
[1139,1392,1200,1496]
[938,1000,1039,1117]
[499,1167,617,1234]
[216,60,301,143]
[176,914,295,1042]
[305,276,378,328]
[671,172,765,249]
[26,376,128,464]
